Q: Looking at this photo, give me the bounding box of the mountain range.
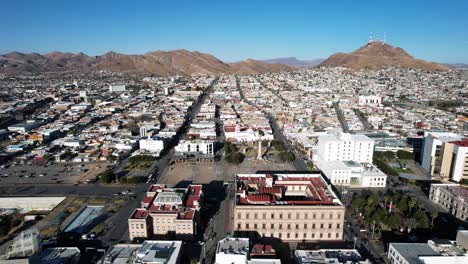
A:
[0,50,295,76]
[319,42,449,71]
[261,57,324,68]
[0,43,454,75]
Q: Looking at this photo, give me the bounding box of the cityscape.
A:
[0,1,467,264]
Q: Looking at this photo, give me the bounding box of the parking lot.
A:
[0,162,107,184]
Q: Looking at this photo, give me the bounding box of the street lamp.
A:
[353,237,357,249]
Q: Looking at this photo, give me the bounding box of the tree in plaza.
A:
[352,196,366,213]
[383,195,391,208]
[414,210,430,229]
[398,195,409,212]
[387,214,401,230]
[408,198,416,213]
[396,150,413,160]
[418,200,425,211]
[431,211,439,226]
[392,192,401,203]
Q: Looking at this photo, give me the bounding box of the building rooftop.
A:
[130,184,202,220]
[236,174,342,206]
[29,247,80,264]
[295,249,369,264]
[390,243,440,263]
[216,237,249,256]
[103,241,182,264]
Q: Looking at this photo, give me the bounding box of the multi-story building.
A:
[421,132,468,182]
[313,133,386,188]
[128,184,202,240]
[139,137,165,155]
[175,139,214,156]
[315,133,374,163]
[358,95,382,106]
[429,183,468,221]
[234,173,345,242]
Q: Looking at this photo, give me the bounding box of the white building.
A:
[175,140,214,156]
[139,137,164,154]
[315,133,374,163]
[358,95,382,106]
[314,133,385,188]
[429,183,468,222]
[215,237,249,264]
[109,83,126,92]
[319,160,386,188]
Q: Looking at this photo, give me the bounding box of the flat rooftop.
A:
[236,174,342,206]
[390,243,440,263]
[216,237,249,255]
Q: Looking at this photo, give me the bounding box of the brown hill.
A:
[319,42,448,71]
[229,59,296,74]
[0,50,294,75]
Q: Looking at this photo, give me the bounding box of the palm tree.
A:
[418,201,425,211]
[408,198,416,213]
[383,195,390,208]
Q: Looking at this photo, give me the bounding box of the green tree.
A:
[396,150,413,160]
[398,196,409,212]
[100,170,115,184]
[225,152,243,165]
[408,198,416,213]
[387,214,401,229]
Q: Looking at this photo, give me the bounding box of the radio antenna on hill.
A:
[383,32,386,45]
[369,32,374,43]
[376,32,380,42]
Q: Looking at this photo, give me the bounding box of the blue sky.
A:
[1,0,467,63]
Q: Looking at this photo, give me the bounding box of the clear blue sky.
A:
[1,0,467,63]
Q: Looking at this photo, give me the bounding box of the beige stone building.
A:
[128,184,202,240]
[429,183,468,222]
[234,173,345,242]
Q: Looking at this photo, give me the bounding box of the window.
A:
[237,213,241,219]
[263,213,266,219]
[321,213,325,219]
[279,224,282,229]
[304,224,308,229]
[296,224,299,229]
[279,213,283,219]
[320,233,323,238]
[320,223,324,228]
[328,223,332,229]
[328,233,331,238]
[312,224,316,229]
[329,213,333,219]
[287,233,290,238]
[336,233,340,238]
[313,213,316,219]
[254,224,257,229]
[288,213,291,219]
[279,233,282,238]
[246,223,249,229]
[337,223,340,229]
[296,213,300,219]
[303,233,307,238]
[271,213,275,219]
[254,213,258,219]
[246,213,250,219]
[271,223,274,228]
[312,233,315,238]
[262,223,266,229]
[237,223,241,229]
[295,233,299,238]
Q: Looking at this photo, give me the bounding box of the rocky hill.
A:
[319,42,448,71]
[0,50,295,75]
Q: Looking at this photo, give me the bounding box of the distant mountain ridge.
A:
[319,42,449,71]
[262,57,324,68]
[443,63,468,69]
[0,50,295,75]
